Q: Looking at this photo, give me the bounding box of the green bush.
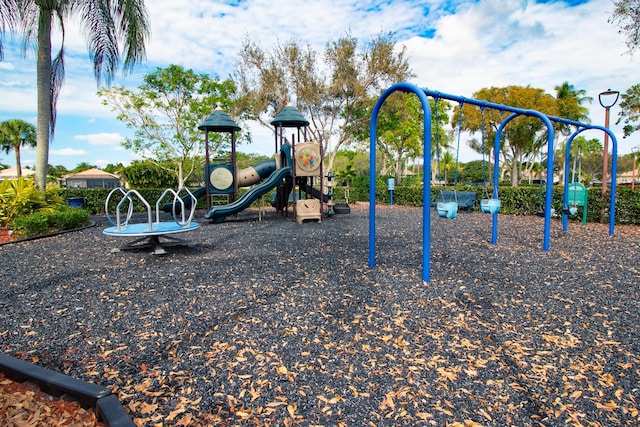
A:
[61,181,640,226]
[347,178,640,225]
[11,205,91,239]
[0,177,56,227]
[64,187,211,214]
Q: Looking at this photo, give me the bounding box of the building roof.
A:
[0,167,36,179]
[618,169,638,178]
[64,168,119,180]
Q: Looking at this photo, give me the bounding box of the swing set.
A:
[433,100,500,219]
[368,82,619,284]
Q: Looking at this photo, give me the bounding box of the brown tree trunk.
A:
[35,9,53,190]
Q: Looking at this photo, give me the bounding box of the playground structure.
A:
[166,104,332,224]
[103,187,200,254]
[368,82,619,284]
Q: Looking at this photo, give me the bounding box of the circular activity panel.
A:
[209,166,234,192]
[295,142,321,176]
[207,164,234,194]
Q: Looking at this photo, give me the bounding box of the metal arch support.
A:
[369,82,433,284]
[490,111,556,251]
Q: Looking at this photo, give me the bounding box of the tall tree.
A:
[376,92,424,184]
[354,92,451,183]
[0,119,36,177]
[439,151,458,185]
[568,136,601,183]
[609,0,640,55]
[456,86,559,187]
[72,162,96,173]
[234,32,414,171]
[99,65,240,187]
[616,83,640,137]
[553,81,592,185]
[429,98,454,182]
[554,81,592,130]
[0,0,150,190]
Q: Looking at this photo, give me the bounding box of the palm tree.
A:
[554,81,592,130]
[554,81,593,185]
[0,1,150,190]
[0,119,36,177]
[440,150,458,184]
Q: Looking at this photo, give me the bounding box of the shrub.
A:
[11,205,91,239]
[0,178,54,227]
[349,179,640,225]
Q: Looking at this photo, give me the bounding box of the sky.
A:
[0,0,637,170]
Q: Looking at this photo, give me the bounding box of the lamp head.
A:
[599,89,620,109]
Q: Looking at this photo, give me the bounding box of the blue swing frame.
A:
[368,82,619,284]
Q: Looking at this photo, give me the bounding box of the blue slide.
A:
[204,167,292,223]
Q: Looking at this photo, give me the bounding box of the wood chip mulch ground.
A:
[1,204,639,426]
[0,371,104,426]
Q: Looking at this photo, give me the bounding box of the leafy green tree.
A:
[0,0,150,190]
[459,160,491,184]
[234,152,270,170]
[430,99,453,168]
[355,92,451,183]
[616,83,640,137]
[0,119,36,177]
[100,65,239,187]
[376,92,425,184]
[234,32,414,171]
[72,162,96,173]
[456,86,559,187]
[103,163,125,175]
[331,150,356,175]
[609,0,640,55]
[47,164,70,179]
[561,136,602,183]
[331,149,378,184]
[119,160,178,188]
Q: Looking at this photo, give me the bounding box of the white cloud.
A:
[50,147,87,156]
[74,133,124,147]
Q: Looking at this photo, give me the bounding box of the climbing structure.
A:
[271,104,324,224]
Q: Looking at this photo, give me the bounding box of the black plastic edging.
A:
[0,353,133,427]
[0,221,97,247]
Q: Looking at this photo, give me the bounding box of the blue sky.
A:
[0,0,636,170]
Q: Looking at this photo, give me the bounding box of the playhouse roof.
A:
[198,106,241,132]
[270,103,309,127]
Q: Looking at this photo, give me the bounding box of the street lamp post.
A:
[632,146,639,191]
[599,89,620,195]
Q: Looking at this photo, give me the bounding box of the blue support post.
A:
[369,82,432,284]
